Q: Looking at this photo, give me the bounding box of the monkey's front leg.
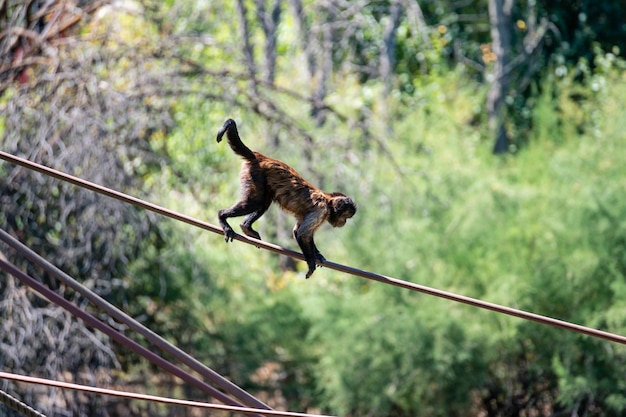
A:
[293,223,325,262]
[295,234,320,279]
[314,243,326,263]
[305,256,318,279]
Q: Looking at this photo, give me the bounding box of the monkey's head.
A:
[328,193,357,228]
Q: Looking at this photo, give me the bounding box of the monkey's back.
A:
[253,152,328,216]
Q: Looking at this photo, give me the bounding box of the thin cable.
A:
[0,258,265,416]
[0,388,47,417]
[2,150,626,345]
[0,228,271,412]
[0,372,335,417]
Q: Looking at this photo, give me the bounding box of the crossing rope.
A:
[0,228,271,412]
[0,258,268,417]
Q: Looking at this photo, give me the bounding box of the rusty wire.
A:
[0,372,334,417]
[0,387,47,417]
[0,228,271,412]
[0,258,268,416]
[1,150,626,346]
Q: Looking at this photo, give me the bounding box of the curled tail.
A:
[216,119,256,160]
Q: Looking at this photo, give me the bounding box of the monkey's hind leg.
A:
[218,200,264,242]
[240,199,271,240]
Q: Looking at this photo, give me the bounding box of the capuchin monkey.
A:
[216,118,357,278]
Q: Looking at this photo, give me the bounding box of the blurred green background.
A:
[1,1,626,416]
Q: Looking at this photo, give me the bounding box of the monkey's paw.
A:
[315,252,326,263]
[223,228,236,243]
[240,224,261,240]
[305,266,316,279]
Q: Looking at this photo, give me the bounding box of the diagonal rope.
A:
[1,150,626,345]
[0,388,47,417]
[0,372,335,417]
[0,228,271,412]
[0,258,265,416]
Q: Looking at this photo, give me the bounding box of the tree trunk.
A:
[487,0,513,154]
[256,0,281,84]
[288,0,317,78]
[236,0,257,81]
[380,1,402,97]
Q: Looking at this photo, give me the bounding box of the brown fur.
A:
[216,118,357,278]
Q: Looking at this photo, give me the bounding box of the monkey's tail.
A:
[216,119,256,161]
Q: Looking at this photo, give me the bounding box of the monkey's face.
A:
[335,212,353,227]
[329,196,357,228]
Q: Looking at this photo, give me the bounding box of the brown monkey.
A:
[217,118,357,278]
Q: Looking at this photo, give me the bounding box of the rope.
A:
[0,228,271,412]
[0,388,47,417]
[0,258,266,417]
[0,372,334,417]
[1,150,626,346]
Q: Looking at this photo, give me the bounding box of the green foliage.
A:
[5,1,626,416]
[545,0,626,65]
[130,58,626,416]
[120,220,321,409]
[305,288,489,416]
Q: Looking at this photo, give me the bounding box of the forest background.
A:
[1,0,626,416]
